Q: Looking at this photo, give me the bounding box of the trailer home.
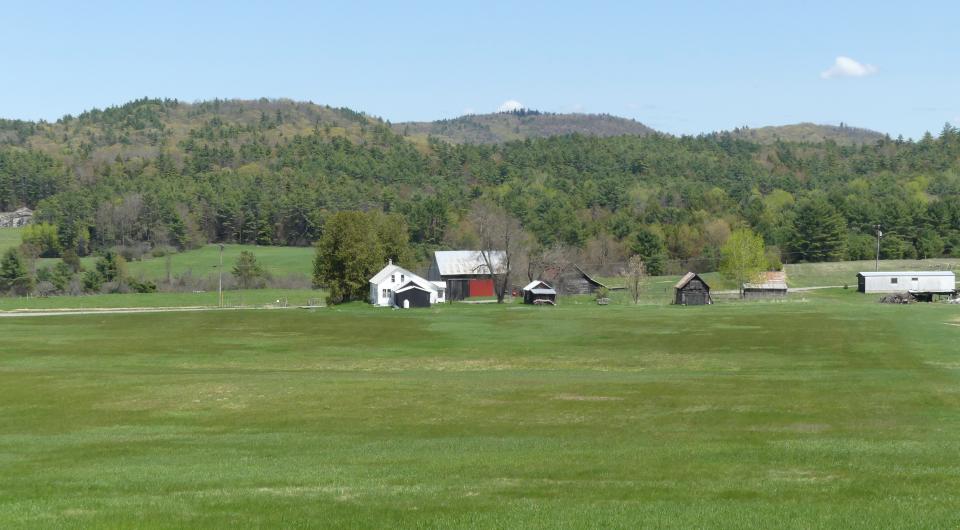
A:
[856,271,956,294]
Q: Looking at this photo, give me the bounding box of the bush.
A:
[127,278,157,293]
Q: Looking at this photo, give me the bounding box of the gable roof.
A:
[744,270,788,290]
[523,280,552,291]
[433,250,507,276]
[675,272,710,290]
[369,263,406,284]
[395,280,432,293]
[542,265,609,289]
[369,263,435,292]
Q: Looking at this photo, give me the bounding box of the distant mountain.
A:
[394,110,657,144]
[722,123,887,146]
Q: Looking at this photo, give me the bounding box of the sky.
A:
[1,0,958,138]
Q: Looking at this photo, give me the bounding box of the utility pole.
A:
[218,244,224,308]
[874,224,882,272]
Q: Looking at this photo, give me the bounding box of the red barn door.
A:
[468,279,495,297]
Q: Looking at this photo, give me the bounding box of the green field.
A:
[2,291,959,528]
[0,288,323,311]
[33,243,315,281]
[0,227,21,254]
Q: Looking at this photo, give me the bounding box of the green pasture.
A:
[1,290,959,527]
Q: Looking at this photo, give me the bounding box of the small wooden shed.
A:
[394,281,432,308]
[522,280,557,305]
[674,272,712,305]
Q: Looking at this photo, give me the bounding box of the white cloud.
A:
[497,99,525,112]
[821,56,878,79]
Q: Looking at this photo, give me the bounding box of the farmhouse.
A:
[742,271,788,299]
[674,272,712,305]
[427,250,505,301]
[544,265,611,296]
[856,271,956,294]
[0,207,33,228]
[369,260,445,308]
[522,280,557,305]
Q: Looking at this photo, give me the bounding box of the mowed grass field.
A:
[2,290,959,528]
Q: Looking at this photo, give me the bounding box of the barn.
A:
[742,271,788,299]
[674,272,712,305]
[427,250,506,301]
[544,266,611,296]
[856,271,956,294]
[522,280,557,305]
[369,260,445,307]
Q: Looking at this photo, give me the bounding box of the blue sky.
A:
[1,0,957,138]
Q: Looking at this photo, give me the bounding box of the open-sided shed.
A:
[674,272,712,305]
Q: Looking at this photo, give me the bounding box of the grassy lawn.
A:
[1,291,959,527]
[0,227,21,254]
[0,288,325,311]
[32,243,316,281]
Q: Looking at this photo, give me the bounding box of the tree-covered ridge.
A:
[395,111,656,144]
[722,122,887,146]
[2,98,960,274]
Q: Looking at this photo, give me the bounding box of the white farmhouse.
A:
[856,271,956,294]
[369,260,445,308]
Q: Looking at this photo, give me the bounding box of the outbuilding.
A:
[393,281,433,308]
[427,250,506,301]
[674,272,712,305]
[856,271,956,294]
[544,266,612,296]
[522,280,557,305]
[743,271,788,299]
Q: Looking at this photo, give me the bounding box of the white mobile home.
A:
[856,271,956,294]
[369,261,445,307]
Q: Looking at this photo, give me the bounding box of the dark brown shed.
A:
[674,272,712,305]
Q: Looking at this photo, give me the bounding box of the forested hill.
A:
[2,97,960,276]
[723,123,888,146]
[394,110,657,144]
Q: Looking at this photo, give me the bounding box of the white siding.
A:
[860,272,955,293]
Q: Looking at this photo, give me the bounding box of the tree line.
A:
[3,99,960,285]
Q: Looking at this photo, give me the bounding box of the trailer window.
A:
[911,277,918,281]
[890,278,898,284]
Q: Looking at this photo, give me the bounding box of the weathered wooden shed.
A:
[545,266,611,296]
[522,280,557,305]
[742,271,788,299]
[393,281,432,308]
[674,272,712,305]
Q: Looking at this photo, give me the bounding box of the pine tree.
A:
[787,198,848,262]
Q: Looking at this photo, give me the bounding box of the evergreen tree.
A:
[232,250,266,289]
[0,248,33,295]
[787,198,848,262]
[630,228,667,275]
[313,211,410,304]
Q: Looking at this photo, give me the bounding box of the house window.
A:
[891,278,898,284]
[401,274,405,283]
[382,289,389,297]
[391,274,395,283]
